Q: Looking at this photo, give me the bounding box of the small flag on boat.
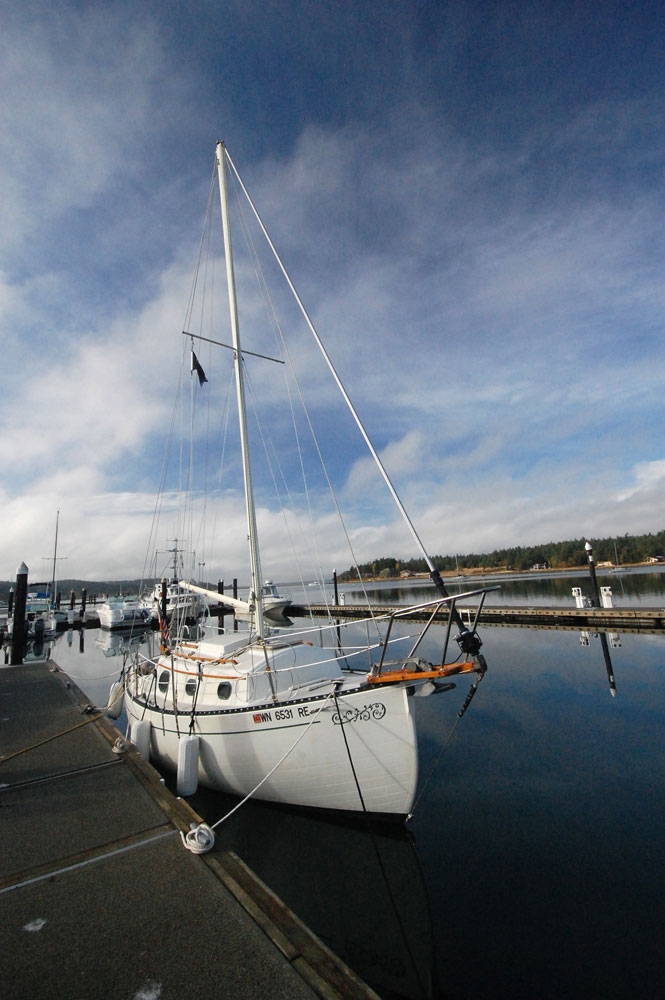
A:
[191,350,208,386]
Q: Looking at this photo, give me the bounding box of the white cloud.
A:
[617,460,665,504]
[0,4,663,584]
[0,8,175,247]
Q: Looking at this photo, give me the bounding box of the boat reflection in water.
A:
[95,626,154,658]
[2,635,55,664]
[189,792,440,1000]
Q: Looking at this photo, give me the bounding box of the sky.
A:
[1,0,664,585]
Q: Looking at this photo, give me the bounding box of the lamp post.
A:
[584,540,601,607]
[198,562,206,585]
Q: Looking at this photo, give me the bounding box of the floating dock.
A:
[0,659,379,1000]
[5,600,664,637]
[290,603,665,635]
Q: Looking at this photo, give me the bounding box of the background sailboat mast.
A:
[216,141,265,637]
[50,509,60,603]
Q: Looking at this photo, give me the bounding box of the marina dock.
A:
[291,603,665,634]
[4,600,664,637]
[0,659,379,1000]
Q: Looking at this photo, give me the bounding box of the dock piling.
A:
[10,562,28,665]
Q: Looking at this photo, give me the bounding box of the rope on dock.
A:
[0,710,103,766]
[180,822,216,853]
[0,661,133,767]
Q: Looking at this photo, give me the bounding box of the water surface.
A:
[42,570,665,999]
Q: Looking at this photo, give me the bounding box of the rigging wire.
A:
[228,166,386,637]
[141,160,220,604]
[332,690,368,813]
[225,147,439,578]
[230,174,334,606]
[408,665,487,820]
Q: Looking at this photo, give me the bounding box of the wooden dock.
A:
[290,603,665,635]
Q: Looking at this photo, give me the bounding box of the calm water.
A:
[41,571,665,999]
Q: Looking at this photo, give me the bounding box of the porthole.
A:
[185,679,197,696]
[217,682,232,700]
[158,671,169,693]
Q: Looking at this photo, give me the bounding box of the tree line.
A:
[338,529,665,580]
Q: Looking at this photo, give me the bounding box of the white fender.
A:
[177,734,200,796]
[130,718,151,758]
[106,680,124,719]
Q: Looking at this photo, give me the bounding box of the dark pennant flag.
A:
[191,350,208,386]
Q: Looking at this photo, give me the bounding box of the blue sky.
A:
[1,1,664,582]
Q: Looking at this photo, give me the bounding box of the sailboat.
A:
[610,539,627,575]
[121,142,491,818]
[143,539,206,623]
[7,511,69,638]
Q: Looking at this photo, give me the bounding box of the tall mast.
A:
[51,509,60,604]
[215,141,265,638]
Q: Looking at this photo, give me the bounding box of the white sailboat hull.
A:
[124,641,418,816]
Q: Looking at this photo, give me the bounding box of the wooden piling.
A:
[10,563,28,666]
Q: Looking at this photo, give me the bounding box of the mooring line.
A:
[183,689,337,849]
[0,712,103,766]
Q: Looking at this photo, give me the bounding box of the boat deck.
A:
[0,659,379,1000]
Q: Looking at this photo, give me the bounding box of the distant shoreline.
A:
[344,561,661,585]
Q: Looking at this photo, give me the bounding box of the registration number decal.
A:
[252,705,312,724]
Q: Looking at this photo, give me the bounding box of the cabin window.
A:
[158,671,170,693]
[217,682,232,700]
[185,679,197,697]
